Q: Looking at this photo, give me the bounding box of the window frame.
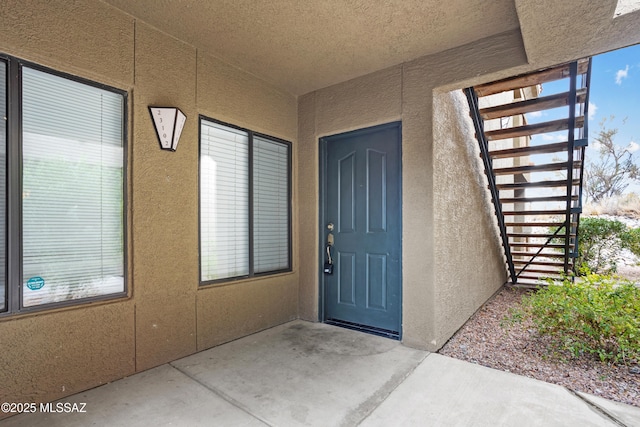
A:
[198,116,292,286]
[0,54,128,316]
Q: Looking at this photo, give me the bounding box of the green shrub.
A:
[510,274,640,364]
[567,217,640,274]
[621,227,640,257]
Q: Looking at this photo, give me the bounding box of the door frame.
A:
[318,121,403,338]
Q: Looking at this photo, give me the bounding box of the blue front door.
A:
[321,122,402,337]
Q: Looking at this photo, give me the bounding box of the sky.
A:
[589,43,640,153]
[522,43,640,198]
[587,43,640,194]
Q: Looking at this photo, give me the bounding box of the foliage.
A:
[622,227,640,255]
[574,217,640,274]
[507,275,640,364]
[584,117,640,204]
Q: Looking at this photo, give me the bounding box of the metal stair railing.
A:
[564,61,579,274]
[572,58,592,275]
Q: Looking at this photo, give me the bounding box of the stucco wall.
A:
[431,90,506,347]
[0,0,298,410]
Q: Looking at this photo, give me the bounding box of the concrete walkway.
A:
[2,320,639,426]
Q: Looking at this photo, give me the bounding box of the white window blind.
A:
[0,61,5,311]
[200,120,249,281]
[21,67,125,307]
[253,136,289,273]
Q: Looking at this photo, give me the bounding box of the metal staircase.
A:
[465,59,592,285]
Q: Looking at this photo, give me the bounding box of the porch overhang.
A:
[102,0,640,96]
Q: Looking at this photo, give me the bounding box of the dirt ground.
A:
[438,286,640,408]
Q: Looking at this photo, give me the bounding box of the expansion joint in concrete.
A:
[566,388,628,427]
[355,352,431,426]
[168,362,274,427]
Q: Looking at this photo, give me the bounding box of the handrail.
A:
[572,58,592,275]
[465,87,517,283]
[564,61,578,274]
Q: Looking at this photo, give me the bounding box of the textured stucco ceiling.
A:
[102,0,520,95]
[515,0,640,67]
[102,0,640,95]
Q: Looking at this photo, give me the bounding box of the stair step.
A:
[509,242,572,249]
[489,142,569,159]
[517,274,563,281]
[511,251,566,258]
[494,161,579,175]
[506,222,574,228]
[479,88,588,120]
[509,233,574,239]
[516,267,565,275]
[496,179,580,190]
[513,260,567,267]
[502,209,578,216]
[500,195,577,204]
[486,117,585,141]
[504,222,577,228]
[474,59,589,96]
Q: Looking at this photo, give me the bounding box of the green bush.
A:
[573,217,640,274]
[510,274,640,364]
[621,227,640,256]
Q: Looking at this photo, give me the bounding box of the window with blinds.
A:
[0,55,126,315]
[200,121,249,281]
[199,118,291,284]
[21,67,125,307]
[0,60,6,312]
[253,136,290,273]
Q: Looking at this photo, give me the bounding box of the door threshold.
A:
[325,319,399,340]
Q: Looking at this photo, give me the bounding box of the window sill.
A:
[198,269,295,290]
[0,292,132,322]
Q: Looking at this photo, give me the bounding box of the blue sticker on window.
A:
[26,276,45,290]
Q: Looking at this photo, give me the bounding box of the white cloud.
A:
[590,140,602,151]
[588,102,597,120]
[616,65,630,85]
[628,141,639,152]
[527,111,543,118]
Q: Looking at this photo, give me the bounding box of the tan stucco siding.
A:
[431,90,506,348]
[0,302,135,405]
[0,0,298,409]
[196,276,298,350]
[0,0,134,88]
[197,52,298,140]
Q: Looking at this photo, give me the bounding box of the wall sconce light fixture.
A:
[149,106,187,151]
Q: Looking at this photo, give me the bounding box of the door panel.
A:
[366,253,387,310]
[338,152,356,233]
[367,150,387,233]
[322,122,401,336]
[338,251,356,305]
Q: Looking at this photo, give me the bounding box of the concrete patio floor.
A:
[2,320,639,426]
